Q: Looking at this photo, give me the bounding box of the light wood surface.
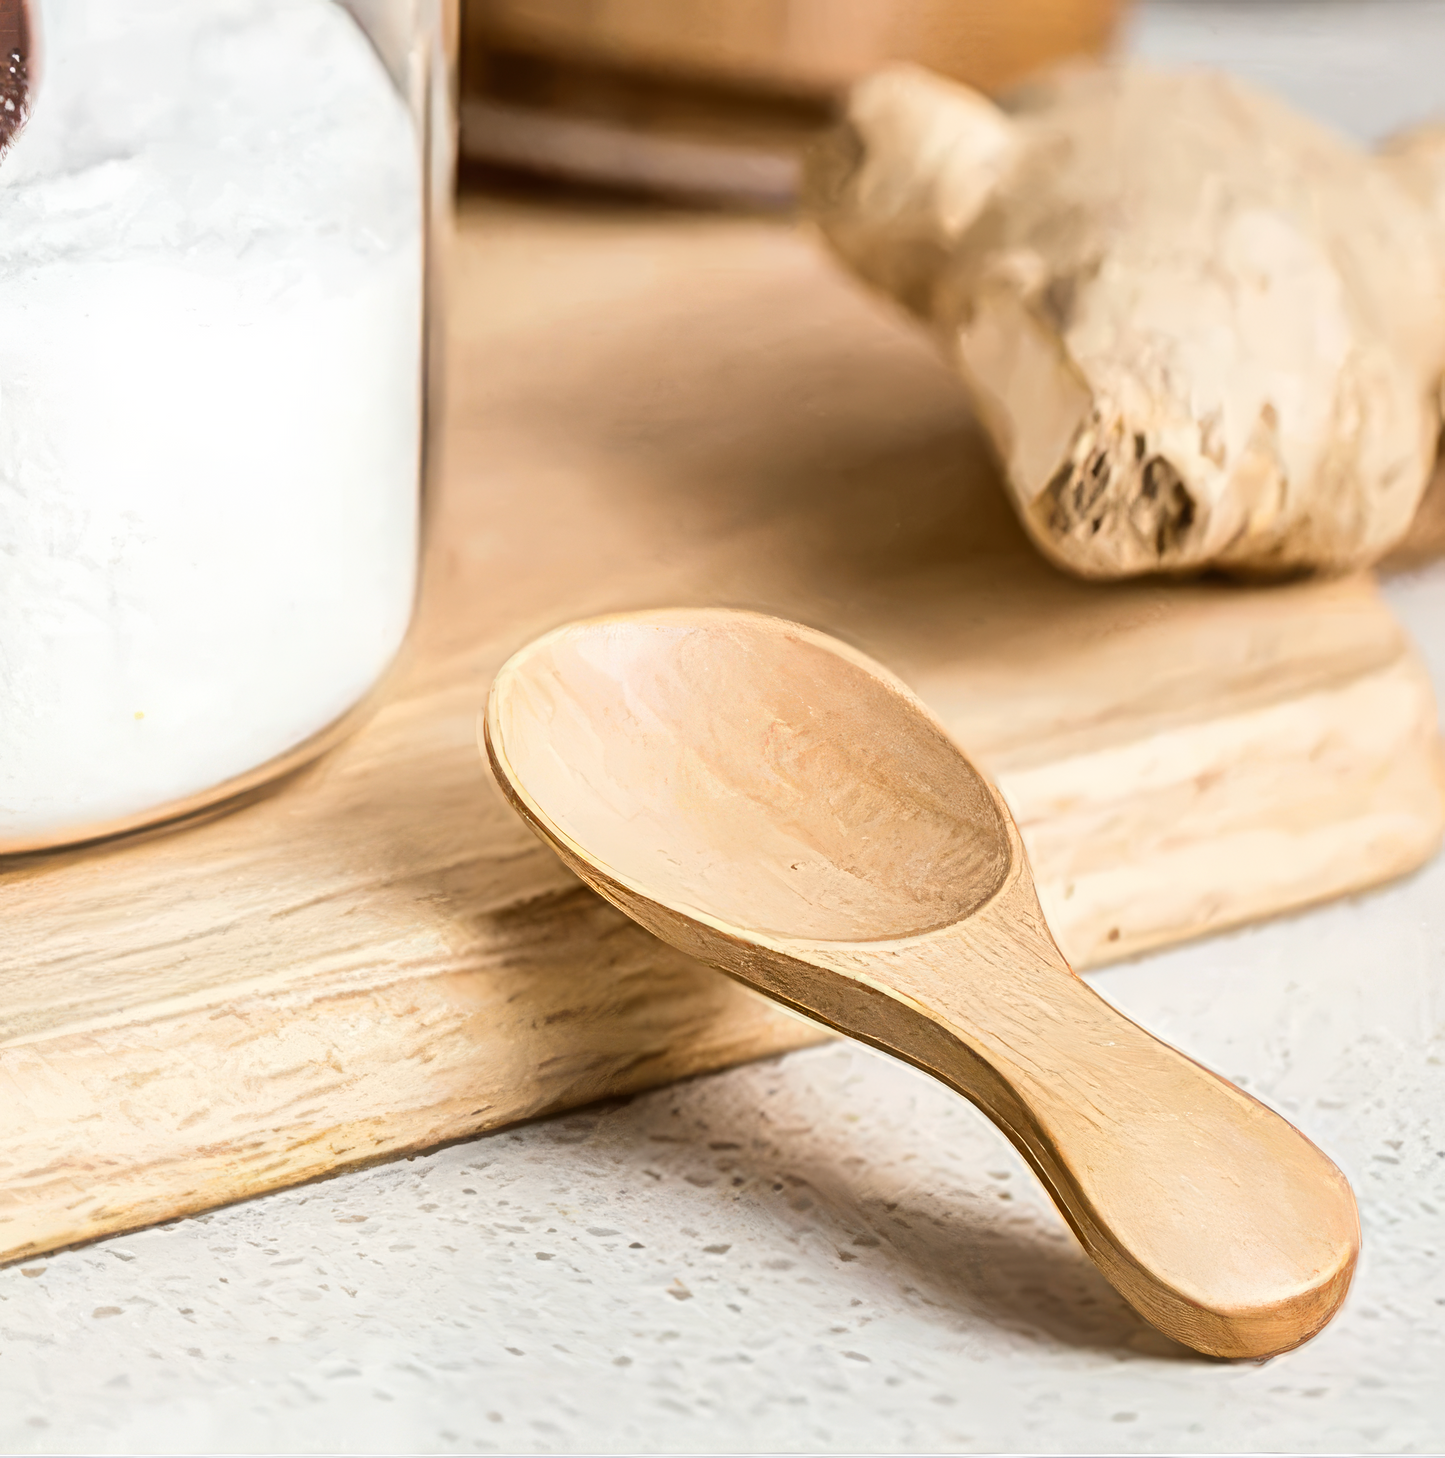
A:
[486,607,1360,1359]
[470,0,1126,96]
[0,196,1440,1267]
[460,0,1124,204]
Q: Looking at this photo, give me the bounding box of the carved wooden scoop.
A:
[483,607,1360,1358]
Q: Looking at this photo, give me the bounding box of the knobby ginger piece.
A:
[804,65,1445,578]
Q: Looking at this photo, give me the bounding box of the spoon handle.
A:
[598,867,1360,1360]
[481,605,1359,1361]
[896,918,1358,1360]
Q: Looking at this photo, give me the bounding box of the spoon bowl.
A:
[486,607,1360,1358]
[491,611,1009,941]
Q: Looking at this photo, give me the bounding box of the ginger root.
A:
[804,65,1445,579]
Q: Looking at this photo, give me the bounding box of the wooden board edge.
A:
[0,930,825,1267]
[4,634,1439,1266]
[1024,652,1445,966]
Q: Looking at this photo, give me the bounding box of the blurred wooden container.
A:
[461,0,1127,204]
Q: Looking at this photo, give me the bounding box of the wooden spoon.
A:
[483,607,1360,1358]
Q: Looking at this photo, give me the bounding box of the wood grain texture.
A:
[1,196,1440,1266]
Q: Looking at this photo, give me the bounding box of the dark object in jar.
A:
[1,0,30,158]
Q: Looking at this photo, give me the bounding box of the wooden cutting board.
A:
[1,195,1441,1266]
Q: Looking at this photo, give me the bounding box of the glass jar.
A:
[0,0,455,853]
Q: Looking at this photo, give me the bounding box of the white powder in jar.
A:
[0,0,422,844]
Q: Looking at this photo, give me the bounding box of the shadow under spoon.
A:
[482,606,1360,1359]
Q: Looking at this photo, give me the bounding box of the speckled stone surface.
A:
[2,7,1445,1452]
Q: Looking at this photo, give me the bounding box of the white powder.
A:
[0,0,422,843]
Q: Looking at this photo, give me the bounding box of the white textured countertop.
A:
[3,6,1445,1452]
